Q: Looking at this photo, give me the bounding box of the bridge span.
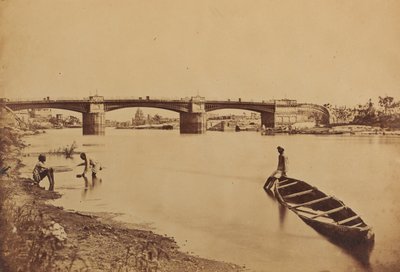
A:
[1,96,329,135]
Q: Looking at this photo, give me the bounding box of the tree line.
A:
[324,96,400,128]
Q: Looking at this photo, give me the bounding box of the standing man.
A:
[264,146,288,192]
[32,154,55,191]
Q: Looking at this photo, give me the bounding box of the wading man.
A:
[32,154,55,191]
[77,152,101,178]
[264,146,288,193]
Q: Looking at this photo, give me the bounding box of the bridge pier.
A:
[261,112,275,128]
[179,96,206,134]
[82,96,106,135]
[82,112,105,135]
[179,112,207,134]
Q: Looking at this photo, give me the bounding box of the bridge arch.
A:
[104,99,191,113]
[297,103,330,125]
[205,102,275,114]
[206,107,275,129]
[105,107,179,125]
[105,104,188,113]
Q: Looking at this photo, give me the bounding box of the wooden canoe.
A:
[271,177,375,243]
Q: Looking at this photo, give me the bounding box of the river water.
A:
[20,128,400,272]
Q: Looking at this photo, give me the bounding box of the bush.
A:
[0,127,24,166]
[49,141,78,158]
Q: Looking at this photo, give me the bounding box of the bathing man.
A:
[264,146,288,192]
[77,152,102,178]
[32,154,55,191]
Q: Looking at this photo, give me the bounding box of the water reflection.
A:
[264,187,374,269]
[263,182,287,229]
[81,175,102,199]
[278,204,287,229]
[321,232,375,269]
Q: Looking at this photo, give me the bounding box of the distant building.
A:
[105,119,117,127]
[63,116,81,127]
[274,99,329,127]
[116,121,132,128]
[30,108,52,119]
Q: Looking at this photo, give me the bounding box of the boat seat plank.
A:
[291,196,331,208]
[284,189,314,199]
[338,215,360,225]
[349,222,363,228]
[277,181,298,189]
[278,179,289,184]
[310,206,346,219]
[359,226,372,231]
[293,208,319,216]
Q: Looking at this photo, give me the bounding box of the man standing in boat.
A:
[264,146,288,192]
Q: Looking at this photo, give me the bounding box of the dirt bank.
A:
[0,128,243,272]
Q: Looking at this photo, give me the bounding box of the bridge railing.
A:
[298,103,329,112]
[7,97,90,102]
[6,96,290,105]
[104,96,189,102]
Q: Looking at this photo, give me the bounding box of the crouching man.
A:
[264,146,288,193]
[32,154,55,191]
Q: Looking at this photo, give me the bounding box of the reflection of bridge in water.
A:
[2,96,329,135]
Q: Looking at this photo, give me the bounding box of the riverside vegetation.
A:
[48,141,78,158]
[325,95,400,128]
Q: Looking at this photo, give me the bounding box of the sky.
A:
[1,0,399,112]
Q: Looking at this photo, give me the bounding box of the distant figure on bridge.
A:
[264,146,288,193]
[33,154,55,191]
[77,152,102,178]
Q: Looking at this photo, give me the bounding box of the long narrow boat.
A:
[271,177,374,243]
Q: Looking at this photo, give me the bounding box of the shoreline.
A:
[0,127,243,272]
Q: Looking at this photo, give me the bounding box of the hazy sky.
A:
[1,0,399,107]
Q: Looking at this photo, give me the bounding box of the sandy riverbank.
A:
[0,127,243,272]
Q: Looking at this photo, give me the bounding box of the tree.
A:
[48,116,59,125]
[64,116,81,126]
[324,104,353,124]
[323,103,332,110]
[353,99,377,125]
[152,114,162,124]
[133,108,145,126]
[332,107,353,124]
[378,96,395,115]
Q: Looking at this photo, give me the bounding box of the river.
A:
[20,128,400,272]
